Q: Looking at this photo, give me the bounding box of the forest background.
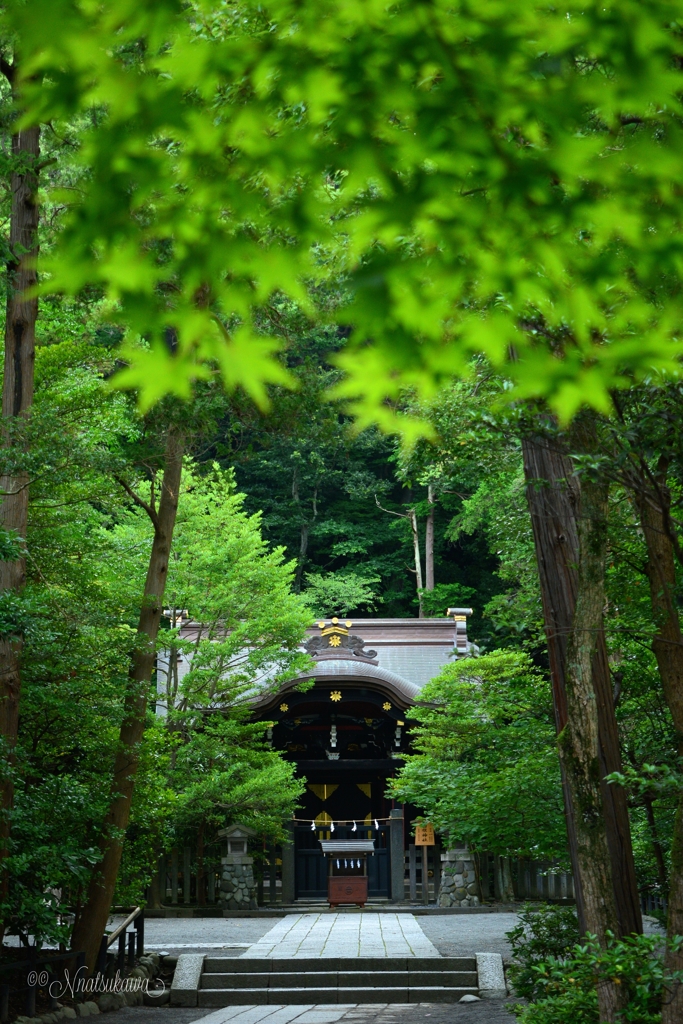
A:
[1,3,683,1024]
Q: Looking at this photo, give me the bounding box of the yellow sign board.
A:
[415,824,435,846]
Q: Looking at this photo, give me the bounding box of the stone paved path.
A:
[240,915,440,959]
[117,1001,517,1024]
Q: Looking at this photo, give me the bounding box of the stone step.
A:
[201,971,479,989]
[198,986,479,1006]
[204,956,476,973]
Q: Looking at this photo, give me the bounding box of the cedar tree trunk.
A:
[635,470,683,1023]
[560,464,623,1021]
[0,111,40,925]
[522,428,642,942]
[70,429,184,970]
[425,484,435,593]
[409,508,424,617]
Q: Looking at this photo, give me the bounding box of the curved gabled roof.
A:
[253,658,421,713]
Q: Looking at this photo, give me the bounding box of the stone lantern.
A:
[217,822,258,911]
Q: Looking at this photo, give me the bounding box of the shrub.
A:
[509,930,683,1024]
[507,902,581,1000]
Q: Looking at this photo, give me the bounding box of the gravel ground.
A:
[418,915,520,960]
[108,917,281,953]
[108,914,522,958]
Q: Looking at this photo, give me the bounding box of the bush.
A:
[507,902,581,1000]
[509,929,683,1024]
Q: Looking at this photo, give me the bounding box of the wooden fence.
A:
[150,846,664,915]
[150,849,281,907]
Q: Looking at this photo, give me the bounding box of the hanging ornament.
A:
[357,859,361,869]
[352,821,357,832]
[331,821,335,832]
[336,859,340,869]
[344,859,348,868]
[374,819,379,830]
[310,820,315,831]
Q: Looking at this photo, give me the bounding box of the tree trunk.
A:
[409,509,424,617]
[425,484,435,593]
[495,856,515,902]
[295,522,309,594]
[560,465,623,1021]
[70,428,184,970]
[634,472,683,1023]
[0,114,40,929]
[522,429,642,944]
[147,865,162,910]
[642,792,668,891]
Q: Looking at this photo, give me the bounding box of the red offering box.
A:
[328,875,368,908]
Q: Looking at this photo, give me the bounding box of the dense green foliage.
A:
[507,903,583,1002]
[390,650,566,859]
[7,0,683,427]
[508,905,683,1023]
[511,933,683,1024]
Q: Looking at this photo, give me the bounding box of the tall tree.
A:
[0,52,40,924]
[522,424,642,947]
[70,425,183,970]
[599,388,683,1023]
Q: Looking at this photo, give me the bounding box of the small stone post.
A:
[437,845,482,907]
[218,823,258,911]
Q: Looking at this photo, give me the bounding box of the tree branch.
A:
[114,474,159,528]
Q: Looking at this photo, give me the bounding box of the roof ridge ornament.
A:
[447,606,474,656]
[305,619,378,663]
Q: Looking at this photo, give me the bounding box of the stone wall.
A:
[220,857,258,910]
[437,847,481,907]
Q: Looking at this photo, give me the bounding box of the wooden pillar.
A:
[281,821,296,905]
[184,846,192,904]
[257,868,264,906]
[479,853,489,900]
[158,855,165,902]
[389,808,404,902]
[409,844,417,902]
[269,847,277,904]
[421,845,429,904]
[433,839,442,901]
[171,849,178,905]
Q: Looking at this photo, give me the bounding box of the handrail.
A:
[106,906,142,948]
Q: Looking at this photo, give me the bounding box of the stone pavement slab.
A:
[114,1001,519,1024]
[241,916,440,959]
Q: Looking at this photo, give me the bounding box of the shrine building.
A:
[253,614,472,902]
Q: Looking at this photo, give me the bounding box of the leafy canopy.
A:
[8,0,683,425]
